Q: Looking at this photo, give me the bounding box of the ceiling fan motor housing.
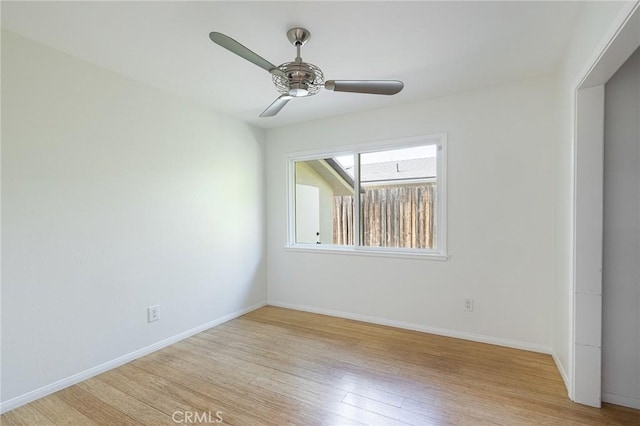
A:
[272,61,324,97]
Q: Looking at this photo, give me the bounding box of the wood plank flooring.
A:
[2,306,639,425]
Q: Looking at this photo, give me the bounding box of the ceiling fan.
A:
[209,27,404,118]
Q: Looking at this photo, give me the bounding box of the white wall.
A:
[602,47,640,408]
[1,31,267,406]
[266,76,556,351]
[552,0,636,396]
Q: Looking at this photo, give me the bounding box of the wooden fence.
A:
[333,183,436,248]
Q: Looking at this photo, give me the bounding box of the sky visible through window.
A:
[334,145,436,178]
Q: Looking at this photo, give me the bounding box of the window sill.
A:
[284,244,449,261]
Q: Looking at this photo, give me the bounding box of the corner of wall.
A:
[0,302,266,414]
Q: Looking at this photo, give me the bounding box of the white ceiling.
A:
[1,1,585,129]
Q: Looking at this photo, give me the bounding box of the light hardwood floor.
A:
[2,306,639,425]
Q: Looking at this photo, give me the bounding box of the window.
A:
[288,134,447,258]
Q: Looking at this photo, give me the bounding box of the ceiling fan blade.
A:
[209,32,285,77]
[324,80,404,95]
[259,95,292,118]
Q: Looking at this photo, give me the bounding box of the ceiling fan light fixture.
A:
[288,84,309,97]
[272,61,324,97]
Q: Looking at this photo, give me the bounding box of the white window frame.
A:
[286,134,448,260]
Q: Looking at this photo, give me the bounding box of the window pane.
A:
[359,146,437,249]
[294,159,355,245]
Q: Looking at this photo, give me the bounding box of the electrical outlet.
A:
[148,305,160,322]
[464,298,474,312]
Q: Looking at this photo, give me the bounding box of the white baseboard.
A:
[267,300,552,354]
[0,301,266,414]
[552,351,571,398]
[602,391,640,409]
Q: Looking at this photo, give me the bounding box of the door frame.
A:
[571,2,640,407]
